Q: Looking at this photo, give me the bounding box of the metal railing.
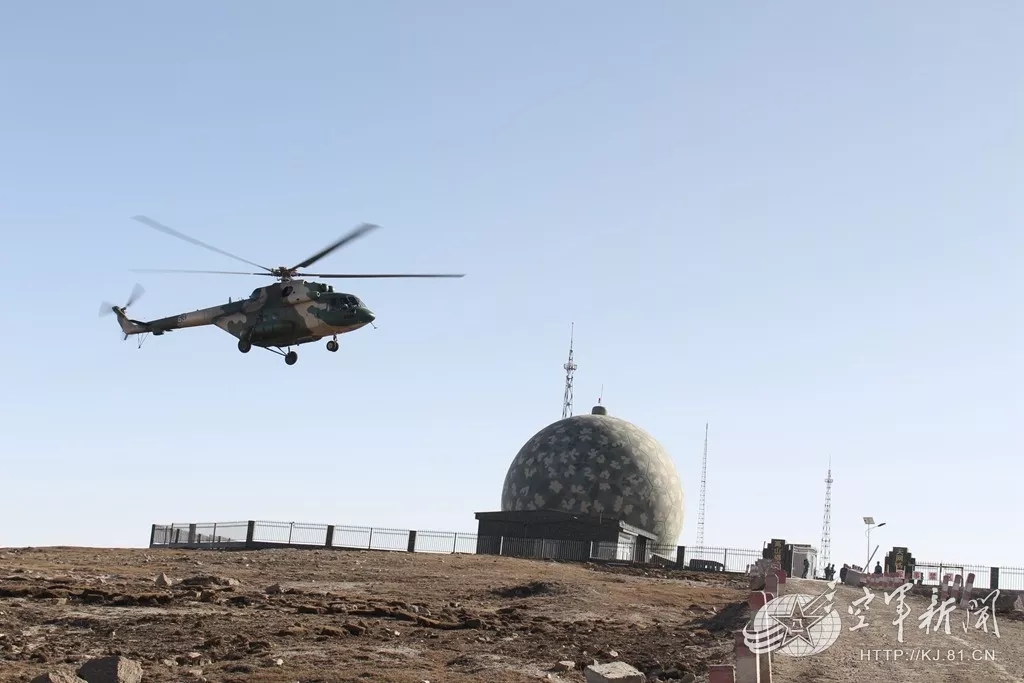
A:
[148,521,1024,590]
[913,561,1024,592]
[148,520,761,570]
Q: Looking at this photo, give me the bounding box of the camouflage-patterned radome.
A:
[500,406,685,546]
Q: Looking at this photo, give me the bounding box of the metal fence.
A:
[149,520,761,571]
[913,561,1024,592]
[149,521,1024,589]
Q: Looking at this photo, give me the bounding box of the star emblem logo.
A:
[768,595,832,648]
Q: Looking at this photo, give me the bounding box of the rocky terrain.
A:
[0,546,752,682]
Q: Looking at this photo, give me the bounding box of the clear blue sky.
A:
[1,2,1020,570]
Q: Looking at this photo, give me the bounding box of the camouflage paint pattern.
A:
[112,279,375,348]
[500,408,685,546]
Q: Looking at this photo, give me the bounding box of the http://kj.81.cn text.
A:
[859,648,997,662]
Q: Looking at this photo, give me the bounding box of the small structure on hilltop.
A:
[473,509,658,562]
[763,538,819,578]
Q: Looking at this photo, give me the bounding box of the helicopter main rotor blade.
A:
[131,268,271,276]
[288,223,380,272]
[132,215,273,273]
[300,273,466,278]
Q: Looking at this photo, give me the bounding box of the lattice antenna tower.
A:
[696,422,709,548]
[561,323,577,419]
[820,456,833,572]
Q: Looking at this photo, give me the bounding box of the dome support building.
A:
[474,403,685,563]
[473,508,659,563]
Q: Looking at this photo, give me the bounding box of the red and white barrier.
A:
[863,571,906,590]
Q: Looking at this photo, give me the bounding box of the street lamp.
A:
[864,516,886,569]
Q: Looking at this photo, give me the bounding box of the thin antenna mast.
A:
[561,323,577,419]
[820,456,833,577]
[696,422,708,548]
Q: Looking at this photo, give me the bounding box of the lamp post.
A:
[863,516,886,569]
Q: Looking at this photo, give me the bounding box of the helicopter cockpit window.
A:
[250,289,261,299]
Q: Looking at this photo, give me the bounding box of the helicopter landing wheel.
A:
[326,339,339,352]
[285,351,298,365]
[238,339,252,353]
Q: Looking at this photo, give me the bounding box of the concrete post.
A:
[149,524,157,547]
[676,545,686,568]
[187,524,196,544]
[734,629,771,682]
[325,525,335,548]
[764,574,779,597]
[407,530,417,552]
[245,520,255,547]
[709,664,736,683]
[991,567,999,590]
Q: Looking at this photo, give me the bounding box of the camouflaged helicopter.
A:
[100,216,464,365]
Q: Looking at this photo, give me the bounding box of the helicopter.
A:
[100,216,464,365]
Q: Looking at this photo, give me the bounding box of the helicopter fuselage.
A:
[115,279,375,349]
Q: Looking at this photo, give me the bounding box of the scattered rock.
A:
[180,575,239,587]
[552,660,576,672]
[76,655,144,683]
[342,622,367,636]
[318,626,346,637]
[30,671,87,683]
[155,573,174,587]
[584,661,645,683]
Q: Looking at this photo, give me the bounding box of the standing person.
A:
[840,563,849,582]
[874,561,883,574]
[802,557,810,578]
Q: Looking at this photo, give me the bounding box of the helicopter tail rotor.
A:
[100,283,149,339]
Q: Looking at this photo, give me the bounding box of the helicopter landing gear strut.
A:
[326,335,339,353]
[263,345,298,365]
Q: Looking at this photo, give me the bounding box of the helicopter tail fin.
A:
[110,307,149,337]
[99,284,149,339]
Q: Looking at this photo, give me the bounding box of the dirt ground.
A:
[0,546,753,683]
[771,577,1024,683]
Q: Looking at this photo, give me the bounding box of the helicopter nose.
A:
[357,306,375,324]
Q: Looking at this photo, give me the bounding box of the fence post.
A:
[499,536,504,556]
[288,522,294,544]
[212,523,217,542]
[325,525,335,548]
[368,527,374,549]
[188,524,197,544]
[149,524,157,547]
[407,530,417,552]
[724,548,729,571]
[676,545,686,569]
[453,532,458,553]
[245,521,255,548]
[991,567,999,590]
